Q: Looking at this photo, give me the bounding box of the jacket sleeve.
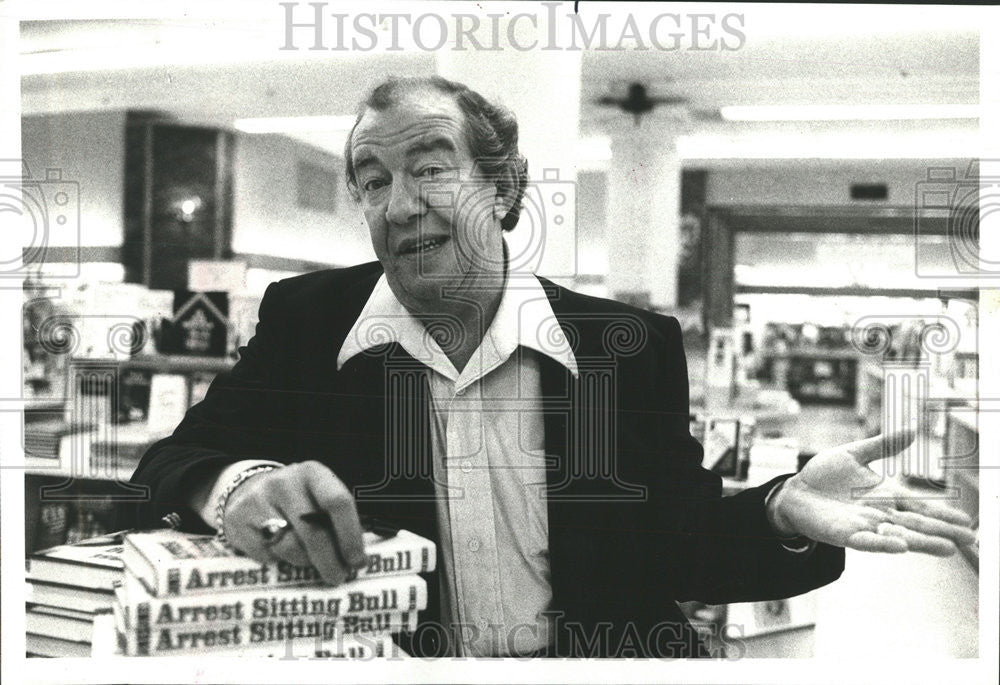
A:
[119,280,298,533]
[640,314,845,605]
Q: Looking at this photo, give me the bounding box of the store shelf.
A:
[761,348,859,361]
[24,398,67,414]
[24,423,170,481]
[108,354,234,374]
[736,285,979,300]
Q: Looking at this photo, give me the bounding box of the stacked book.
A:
[115,527,436,658]
[26,537,124,657]
[24,418,95,462]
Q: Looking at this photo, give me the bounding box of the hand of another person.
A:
[768,431,977,556]
[222,461,367,585]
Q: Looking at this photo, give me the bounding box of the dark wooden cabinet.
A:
[123,113,234,290]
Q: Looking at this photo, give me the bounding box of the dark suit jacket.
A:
[125,261,845,658]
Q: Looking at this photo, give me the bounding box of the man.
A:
[127,76,975,658]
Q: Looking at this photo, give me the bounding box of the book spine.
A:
[124,611,415,656]
[354,541,437,578]
[135,601,151,656]
[128,538,436,597]
[127,575,426,617]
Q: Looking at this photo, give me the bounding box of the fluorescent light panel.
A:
[721,104,980,121]
[676,131,979,159]
[233,115,358,134]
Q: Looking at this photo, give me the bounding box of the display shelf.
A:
[25,460,138,483]
[24,398,67,414]
[111,354,234,374]
[761,348,859,361]
[24,423,171,480]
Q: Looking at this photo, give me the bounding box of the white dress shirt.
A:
[337,268,578,656]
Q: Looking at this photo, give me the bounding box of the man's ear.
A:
[347,184,361,203]
[492,165,519,221]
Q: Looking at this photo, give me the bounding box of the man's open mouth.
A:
[397,235,450,256]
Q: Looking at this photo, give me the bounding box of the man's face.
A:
[350,89,506,312]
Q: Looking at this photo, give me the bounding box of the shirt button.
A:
[455,387,466,396]
[468,537,481,552]
[461,460,472,473]
[479,617,491,631]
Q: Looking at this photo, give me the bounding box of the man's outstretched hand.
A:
[767,431,977,556]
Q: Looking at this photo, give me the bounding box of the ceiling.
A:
[17,5,982,159]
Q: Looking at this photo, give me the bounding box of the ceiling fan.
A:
[595,82,720,126]
[596,82,687,125]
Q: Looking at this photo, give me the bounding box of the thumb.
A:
[845,430,917,466]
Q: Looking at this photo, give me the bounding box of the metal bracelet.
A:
[214,464,280,548]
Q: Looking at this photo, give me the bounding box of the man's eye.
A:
[363,178,386,192]
[420,166,444,178]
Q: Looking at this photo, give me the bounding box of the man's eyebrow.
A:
[352,151,381,175]
[405,136,457,157]
[352,136,457,177]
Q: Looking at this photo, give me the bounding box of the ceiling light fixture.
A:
[720,104,979,121]
[232,115,359,134]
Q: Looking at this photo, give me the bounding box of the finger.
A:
[257,463,353,584]
[264,527,311,568]
[876,522,957,557]
[845,430,917,467]
[304,466,367,570]
[887,510,977,547]
[844,530,908,554]
[224,494,279,561]
[895,495,974,527]
[293,515,352,586]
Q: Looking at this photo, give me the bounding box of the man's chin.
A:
[388,273,458,312]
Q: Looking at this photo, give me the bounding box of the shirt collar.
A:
[336,254,578,382]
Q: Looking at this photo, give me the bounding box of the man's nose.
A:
[385,177,424,225]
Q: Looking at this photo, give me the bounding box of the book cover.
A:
[187,371,216,407]
[117,572,420,656]
[26,605,102,643]
[117,368,153,423]
[30,502,70,551]
[146,373,189,433]
[704,417,740,476]
[27,539,124,591]
[123,528,436,597]
[65,498,119,545]
[157,291,230,357]
[27,580,116,614]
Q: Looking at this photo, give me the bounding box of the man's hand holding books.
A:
[220,461,368,585]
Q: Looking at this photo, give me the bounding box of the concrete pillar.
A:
[436,18,582,283]
[606,118,685,309]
